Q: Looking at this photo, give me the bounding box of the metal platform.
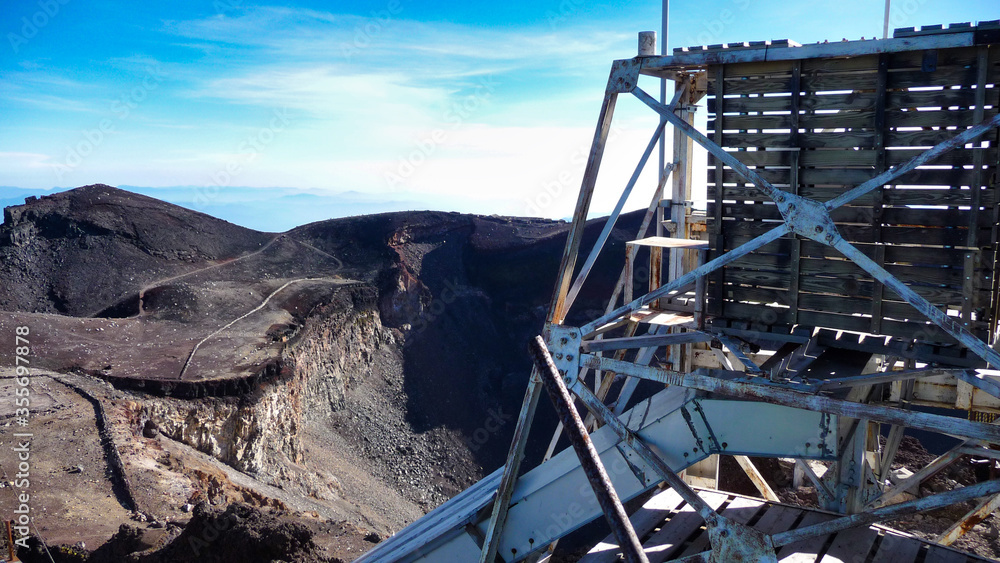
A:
[581,487,994,563]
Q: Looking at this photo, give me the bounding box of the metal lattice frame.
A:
[481,28,1000,562]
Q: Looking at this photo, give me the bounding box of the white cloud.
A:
[0,152,54,168]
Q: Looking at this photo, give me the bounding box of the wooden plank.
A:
[788,61,804,324]
[717,236,986,267]
[890,127,996,148]
[870,532,923,563]
[718,284,987,327]
[712,111,888,132]
[719,59,799,78]
[887,65,980,89]
[708,200,993,227]
[631,488,687,538]
[802,70,880,93]
[716,92,879,113]
[963,46,990,328]
[710,147,995,168]
[776,510,836,562]
[872,54,891,335]
[885,88,985,111]
[751,504,806,535]
[628,237,710,249]
[642,491,729,563]
[721,222,988,247]
[732,305,967,344]
[885,107,997,128]
[705,108,998,131]
[716,75,794,95]
[719,266,991,307]
[888,46,979,70]
[711,167,985,189]
[820,525,880,562]
[718,280,984,317]
[884,148,995,167]
[710,64,727,318]
[802,54,880,74]
[580,488,686,563]
[726,252,977,287]
[729,281,988,321]
[662,32,976,69]
[713,88,981,114]
[716,185,998,207]
[719,127,990,150]
[721,130,873,149]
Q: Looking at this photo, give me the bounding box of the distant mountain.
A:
[2,185,469,232]
[120,185,467,232]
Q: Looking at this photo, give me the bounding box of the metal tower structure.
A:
[358,21,1000,562]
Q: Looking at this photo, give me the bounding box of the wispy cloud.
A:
[0,152,54,168]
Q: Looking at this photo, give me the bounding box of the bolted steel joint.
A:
[544,323,584,387]
[774,191,844,247]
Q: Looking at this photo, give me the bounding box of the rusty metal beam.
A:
[771,479,1000,547]
[832,238,1000,368]
[795,460,835,505]
[580,356,1000,445]
[549,88,619,325]
[582,331,712,353]
[937,492,1000,546]
[529,336,649,563]
[813,368,967,392]
[562,86,688,317]
[734,456,780,502]
[479,367,544,563]
[868,421,1000,509]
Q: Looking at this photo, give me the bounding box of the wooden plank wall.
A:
[706,45,1000,348]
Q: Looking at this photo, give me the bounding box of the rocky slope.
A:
[0,184,644,561]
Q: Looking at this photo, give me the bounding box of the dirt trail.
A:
[177,277,357,380]
[135,235,284,316]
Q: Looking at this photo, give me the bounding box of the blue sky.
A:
[2,0,998,230]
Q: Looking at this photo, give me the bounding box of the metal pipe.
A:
[657,0,668,241]
[529,336,650,563]
[639,31,657,57]
[882,0,891,40]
